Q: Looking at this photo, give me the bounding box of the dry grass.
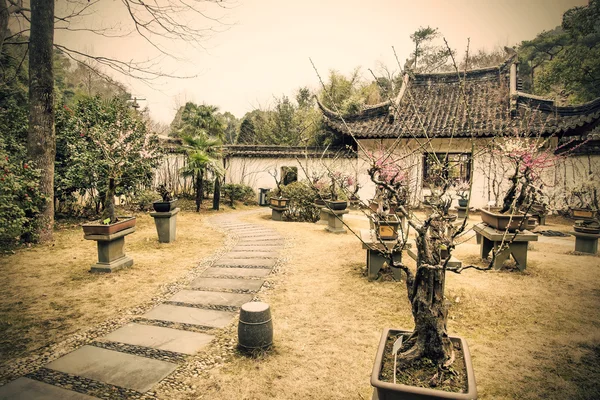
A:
[176,210,600,400]
[0,201,226,365]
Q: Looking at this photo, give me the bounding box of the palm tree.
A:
[181,135,223,212]
[176,102,226,211]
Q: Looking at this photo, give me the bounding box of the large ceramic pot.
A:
[570,207,596,220]
[371,328,477,400]
[458,198,469,207]
[152,199,178,212]
[374,214,401,240]
[82,216,136,235]
[573,219,600,234]
[325,200,348,211]
[480,209,525,232]
[270,197,289,208]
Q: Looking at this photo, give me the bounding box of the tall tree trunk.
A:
[101,178,117,223]
[404,265,454,366]
[212,177,221,211]
[195,170,203,212]
[0,0,8,54]
[28,0,55,242]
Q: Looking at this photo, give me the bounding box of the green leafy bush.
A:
[222,184,255,208]
[0,150,47,247]
[280,181,320,222]
[130,189,159,212]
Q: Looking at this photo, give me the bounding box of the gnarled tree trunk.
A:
[28,0,55,242]
[405,265,454,365]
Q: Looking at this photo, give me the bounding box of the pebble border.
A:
[91,340,188,364]
[163,301,239,313]
[26,367,153,400]
[187,286,258,294]
[212,263,273,269]
[132,317,217,334]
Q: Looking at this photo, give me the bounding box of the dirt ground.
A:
[0,201,226,368]
[179,210,600,400]
[1,207,599,399]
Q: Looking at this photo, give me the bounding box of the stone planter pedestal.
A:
[569,231,600,254]
[270,205,287,221]
[455,205,470,219]
[150,208,180,243]
[322,208,349,234]
[84,227,136,272]
[314,203,328,225]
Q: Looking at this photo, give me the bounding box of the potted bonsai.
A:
[153,184,178,212]
[453,181,470,207]
[324,171,352,211]
[75,97,159,270]
[568,180,599,220]
[362,156,478,399]
[480,137,556,232]
[268,169,289,208]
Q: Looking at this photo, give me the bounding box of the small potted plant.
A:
[152,184,178,212]
[269,169,289,208]
[324,171,353,210]
[453,181,470,207]
[568,180,599,220]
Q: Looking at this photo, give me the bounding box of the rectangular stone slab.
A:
[223,251,279,259]
[169,290,253,307]
[189,277,264,292]
[202,267,271,278]
[45,345,177,393]
[0,377,98,400]
[237,240,283,246]
[143,304,235,328]
[237,235,282,241]
[101,323,213,355]
[236,232,278,238]
[214,258,275,268]
[231,245,281,252]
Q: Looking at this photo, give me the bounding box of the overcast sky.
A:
[55,0,587,124]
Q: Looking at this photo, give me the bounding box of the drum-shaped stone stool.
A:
[238,302,273,349]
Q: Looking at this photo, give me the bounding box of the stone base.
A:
[455,206,468,219]
[570,231,600,254]
[270,206,286,221]
[323,208,349,234]
[150,208,179,243]
[84,227,135,273]
[315,204,328,225]
[91,255,134,273]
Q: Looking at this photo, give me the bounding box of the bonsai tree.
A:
[74,97,160,224]
[156,184,173,202]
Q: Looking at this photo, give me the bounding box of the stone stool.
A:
[238,302,273,350]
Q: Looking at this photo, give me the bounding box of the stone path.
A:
[0,213,282,400]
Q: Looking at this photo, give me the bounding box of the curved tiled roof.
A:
[224,145,356,159]
[319,59,600,140]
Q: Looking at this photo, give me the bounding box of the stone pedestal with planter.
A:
[474,223,538,271]
[322,208,349,233]
[569,231,600,254]
[360,229,411,281]
[84,227,136,272]
[150,208,180,243]
[270,206,286,221]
